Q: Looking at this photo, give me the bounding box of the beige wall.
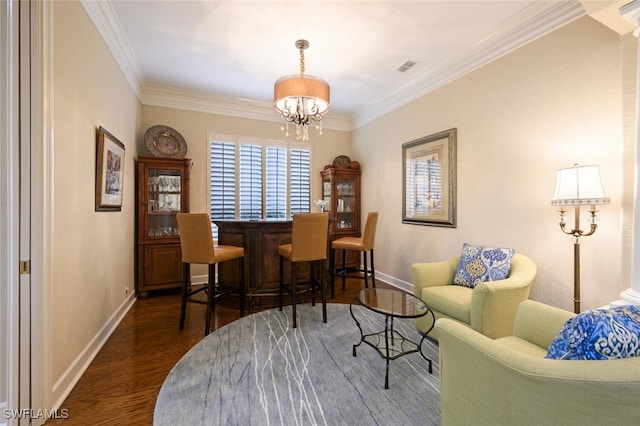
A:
[52,1,140,382]
[139,106,351,215]
[352,16,634,312]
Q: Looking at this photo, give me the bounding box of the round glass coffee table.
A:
[350,288,435,389]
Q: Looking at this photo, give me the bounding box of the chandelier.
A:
[274,39,330,141]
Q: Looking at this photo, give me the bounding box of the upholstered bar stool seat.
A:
[330,212,379,298]
[279,212,329,328]
[176,213,245,336]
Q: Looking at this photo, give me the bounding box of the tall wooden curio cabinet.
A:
[320,166,361,268]
[136,157,192,297]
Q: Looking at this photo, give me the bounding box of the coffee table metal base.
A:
[350,301,434,389]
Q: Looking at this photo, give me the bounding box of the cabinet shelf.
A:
[152,191,182,195]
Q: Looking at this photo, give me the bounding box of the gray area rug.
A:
[154,303,440,425]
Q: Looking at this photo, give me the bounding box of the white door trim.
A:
[2,1,21,425]
[28,0,54,422]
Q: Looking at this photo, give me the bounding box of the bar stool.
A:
[278,212,329,328]
[176,213,245,336]
[330,211,379,298]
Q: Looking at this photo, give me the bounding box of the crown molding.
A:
[621,0,640,35]
[141,84,352,132]
[84,0,583,132]
[80,0,144,99]
[350,0,586,129]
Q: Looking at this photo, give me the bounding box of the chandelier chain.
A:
[299,45,305,75]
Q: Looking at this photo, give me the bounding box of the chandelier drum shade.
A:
[274,39,330,141]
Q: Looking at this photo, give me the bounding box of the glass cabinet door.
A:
[321,167,360,236]
[147,168,182,238]
[335,176,357,231]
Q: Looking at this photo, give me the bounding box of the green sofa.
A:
[436,300,640,425]
[412,253,536,340]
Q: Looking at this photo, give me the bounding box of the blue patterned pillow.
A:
[545,305,640,360]
[452,243,515,288]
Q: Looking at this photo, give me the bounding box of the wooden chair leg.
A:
[341,249,347,291]
[330,248,336,299]
[238,257,245,317]
[205,263,215,336]
[291,262,297,328]
[179,263,189,330]
[370,248,376,288]
[278,255,284,312]
[320,259,327,323]
[311,260,317,307]
[363,250,369,288]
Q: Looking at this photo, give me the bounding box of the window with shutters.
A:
[209,135,311,239]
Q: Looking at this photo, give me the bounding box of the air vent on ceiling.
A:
[397,60,418,73]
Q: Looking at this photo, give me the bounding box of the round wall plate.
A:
[144,125,187,158]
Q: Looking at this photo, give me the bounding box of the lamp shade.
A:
[551,165,610,206]
[274,74,330,115]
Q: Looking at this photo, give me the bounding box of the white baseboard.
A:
[51,292,136,410]
[191,274,207,285]
[374,271,412,293]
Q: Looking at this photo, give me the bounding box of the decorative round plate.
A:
[144,125,187,158]
[332,155,351,169]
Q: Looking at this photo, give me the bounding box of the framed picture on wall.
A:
[95,126,125,211]
[402,128,457,227]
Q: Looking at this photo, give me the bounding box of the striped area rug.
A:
[154,303,440,425]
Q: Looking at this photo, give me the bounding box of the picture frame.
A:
[402,128,457,227]
[95,126,125,211]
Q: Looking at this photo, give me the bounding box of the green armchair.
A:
[412,253,536,340]
[436,300,640,425]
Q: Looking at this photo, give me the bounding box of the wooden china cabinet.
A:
[320,166,361,268]
[136,157,192,297]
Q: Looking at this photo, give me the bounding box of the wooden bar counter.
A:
[213,219,311,309]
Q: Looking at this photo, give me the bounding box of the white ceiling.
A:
[83,1,631,130]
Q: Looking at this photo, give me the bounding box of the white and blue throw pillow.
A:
[546,305,640,360]
[452,243,515,288]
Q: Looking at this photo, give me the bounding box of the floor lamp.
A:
[552,164,610,313]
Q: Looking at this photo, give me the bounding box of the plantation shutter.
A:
[210,141,237,219]
[209,135,311,226]
[239,144,263,220]
[289,148,310,217]
[210,141,237,239]
[266,146,287,219]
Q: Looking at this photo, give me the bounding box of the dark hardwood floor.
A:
[46,278,392,425]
